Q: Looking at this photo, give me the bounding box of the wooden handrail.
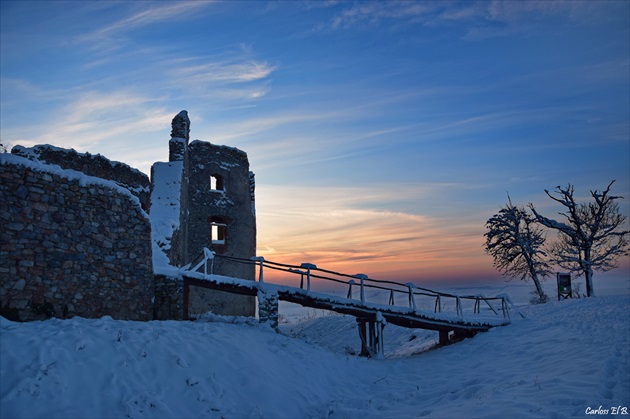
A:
[187,249,519,319]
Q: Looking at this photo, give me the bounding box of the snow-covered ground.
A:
[1,282,629,419]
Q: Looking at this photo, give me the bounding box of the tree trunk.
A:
[528,257,548,303]
[583,248,594,297]
[531,274,548,303]
[585,268,594,297]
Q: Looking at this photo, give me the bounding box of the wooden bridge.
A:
[169,249,522,358]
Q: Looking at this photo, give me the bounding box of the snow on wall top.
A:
[12,144,148,179]
[11,144,151,210]
[0,153,148,219]
[188,140,248,158]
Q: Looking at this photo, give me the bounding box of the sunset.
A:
[2,1,628,285]
[2,2,630,418]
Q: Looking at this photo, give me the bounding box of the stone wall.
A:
[153,274,185,320]
[184,141,256,275]
[11,145,151,211]
[183,140,257,316]
[0,154,153,321]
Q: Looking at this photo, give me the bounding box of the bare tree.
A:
[485,197,552,303]
[529,181,629,297]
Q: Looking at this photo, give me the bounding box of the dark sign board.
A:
[557,272,572,300]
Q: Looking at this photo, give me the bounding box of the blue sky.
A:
[1,1,629,286]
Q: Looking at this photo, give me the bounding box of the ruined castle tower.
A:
[152,110,256,316]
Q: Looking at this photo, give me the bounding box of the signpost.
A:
[557,273,572,300]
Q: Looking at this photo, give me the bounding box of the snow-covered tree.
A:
[529,181,629,298]
[485,197,551,303]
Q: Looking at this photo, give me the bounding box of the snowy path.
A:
[1,295,628,418]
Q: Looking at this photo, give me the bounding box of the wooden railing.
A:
[185,249,523,321]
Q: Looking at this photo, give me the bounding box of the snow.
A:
[189,140,246,157]
[10,144,147,178]
[149,161,183,270]
[2,285,628,418]
[0,153,147,219]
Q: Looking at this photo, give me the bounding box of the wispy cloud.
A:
[76,1,214,51]
[327,1,434,30]
[322,0,625,38]
[6,91,171,156]
[165,58,276,101]
[2,35,279,165]
[482,0,619,24]
[210,108,353,145]
[0,78,55,102]
[172,60,275,84]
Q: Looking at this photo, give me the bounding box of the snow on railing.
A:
[252,256,265,283]
[186,248,523,320]
[189,247,215,276]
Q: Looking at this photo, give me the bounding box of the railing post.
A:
[434,295,442,313]
[347,280,355,299]
[289,268,306,289]
[405,283,417,310]
[502,296,511,319]
[497,293,523,319]
[388,290,395,305]
[251,256,265,282]
[483,298,499,316]
[456,296,463,318]
[353,274,367,304]
[300,263,317,292]
[357,318,369,357]
[375,311,387,359]
[203,247,214,276]
[360,277,365,303]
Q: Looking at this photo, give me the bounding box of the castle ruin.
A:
[153,110,256,316]
[0,111,256,321]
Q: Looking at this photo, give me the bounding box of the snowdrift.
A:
[1,295,628,418]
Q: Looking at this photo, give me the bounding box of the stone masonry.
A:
[0,155,153,321]
[152,110,257,317]
[184,141,257,316]
[12,145,151,211]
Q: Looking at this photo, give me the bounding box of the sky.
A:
[1,0,629,287]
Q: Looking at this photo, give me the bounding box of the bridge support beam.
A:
[452,329,476,342]
[438,329,477,346]
[439,330,451,346]
[357,316,385,358]
[257,290,279,330]
[357,318,370,357]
